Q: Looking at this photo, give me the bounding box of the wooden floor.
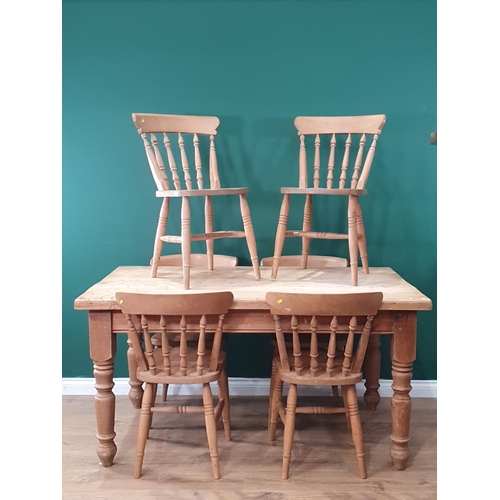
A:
[62,394,436,499]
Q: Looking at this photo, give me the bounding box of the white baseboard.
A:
[62,377,436,398]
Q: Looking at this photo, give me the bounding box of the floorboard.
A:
[62,395,437,499]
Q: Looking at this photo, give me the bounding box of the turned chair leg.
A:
[347,195,360,286]
[239,194,261,280]
[282,383,297,479]
[151,198,169,278]
[268,357,277,430]
[355,199,369,274]
[272,193,291,280]
[204,195,215,270]
[345,384,367,479]
[301,194,312,268]
[134,383,155,479]
[269,375,282,442]
[181,197,192,290]
[202,383,221,479]
[342,386,352,432]
[217,366,232,441]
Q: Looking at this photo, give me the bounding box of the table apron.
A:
[107,309,415,335]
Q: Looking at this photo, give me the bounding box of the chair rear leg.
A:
[239,194,261,280]
[355,199,369,273]
[161,384,168,402]
[151,198,169,278]
[134,382,155,478]
[202,383,221,479]
[272,194,291,279]
[269,371,282,440]
[126,339,144,409]
[217,365,232,441]
[345,384,367,479]
[301,194,312,268]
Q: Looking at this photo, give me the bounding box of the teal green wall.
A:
[63,0,436,380]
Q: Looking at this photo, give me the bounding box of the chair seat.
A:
[274,352,363,386]
[136,347,226,385]
[156,187,249,198]
[280,187,367,196]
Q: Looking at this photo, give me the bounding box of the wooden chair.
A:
[266,291,383,479]
[270,115,386,286]
[116,290,234,479]
[132,113,261,289]
[260,255,348,426]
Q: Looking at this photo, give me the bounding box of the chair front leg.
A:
[272,193,291,279]
[151,198,170,278]
[239,194,261,280]
[355,198,369,273]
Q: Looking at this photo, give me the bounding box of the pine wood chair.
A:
[116,290,234,480]
[270,115,386,286]
[132,113,261,289]
[266,291,383,479]
[260,255,348,426]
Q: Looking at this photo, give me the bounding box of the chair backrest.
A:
[260,255,347,268]
[132,113,222,191]
[115,291,234,377]
[153,254,238,267]
[294,115,386,190]
[265,291,383,378]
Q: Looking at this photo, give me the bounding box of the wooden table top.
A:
[74,266,432,312]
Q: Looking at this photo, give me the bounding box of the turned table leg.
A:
[127,339,143,408]
[89,311,117,467]
[390,312,417,470]
[363,333,381,411]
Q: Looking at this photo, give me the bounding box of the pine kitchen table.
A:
[74,265,432,471]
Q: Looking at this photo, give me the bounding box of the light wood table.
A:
[74,265,432,471]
